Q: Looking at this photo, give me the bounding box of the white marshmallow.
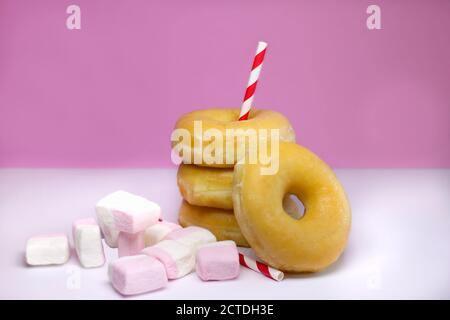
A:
[26,234,70,266]
[72,218,105,268]
[141,240,194,279]
[144,221,181,247]
[95,190,161,247]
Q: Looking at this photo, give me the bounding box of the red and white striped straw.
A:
[239,252,284,281]
[239,41,268,121]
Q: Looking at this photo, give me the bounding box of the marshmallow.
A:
[118,232,145,257]
[142,240,194,279]
[109,255,167,295]
[196,241,240,281]
[72,218,105,268]
[144,221,181,247]
[112,202,160,234]
[111,195,160,257]
[95,191,128,247]
[26,234,70,266]
[95,190,161,247]
[165,226,216,252]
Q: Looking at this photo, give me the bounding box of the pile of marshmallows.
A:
[25,190,241,296]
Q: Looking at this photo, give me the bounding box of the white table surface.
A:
[0,168,449,300]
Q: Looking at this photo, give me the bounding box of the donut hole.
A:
[282,194,305,220]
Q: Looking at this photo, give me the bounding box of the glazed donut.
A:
[172,108,295,167]
[178,201,250,247]
[232,142,351,272]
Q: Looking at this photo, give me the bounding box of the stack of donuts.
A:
[173,108,351,272]
[174,108,296,247]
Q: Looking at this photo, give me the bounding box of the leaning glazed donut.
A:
[178,201,250,247]
[232,142,351,272]
[172,109,295,167]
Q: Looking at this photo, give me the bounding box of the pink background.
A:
[0,0,449,168]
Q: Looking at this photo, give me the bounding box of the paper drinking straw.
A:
[239,252,284,281]
[239,41,268,121]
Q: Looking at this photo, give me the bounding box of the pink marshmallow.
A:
[164,226,216,252]
[113,200,160,257]
[109,255,167,296]
[141,240,194,279]
[118,231,145,257]
[196,241,240,281]
[112,201,161,234]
